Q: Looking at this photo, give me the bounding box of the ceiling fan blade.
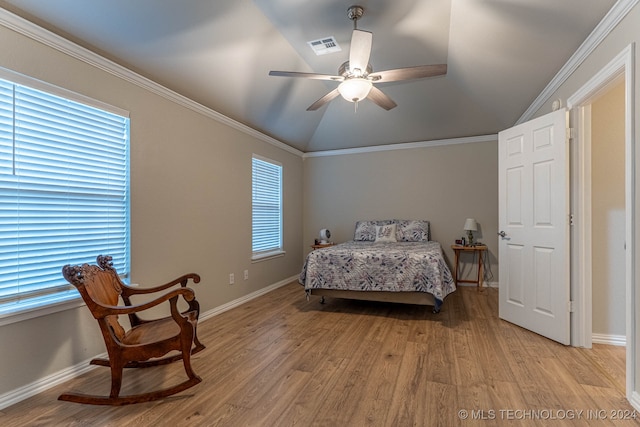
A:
[369,64,447,82]
[307,89,341,111]
[269,71,343,81]
[349,30,372,75]
[367,86,397,110]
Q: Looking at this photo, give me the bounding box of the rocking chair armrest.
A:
[121,273,200,296]
[92,287,196,318]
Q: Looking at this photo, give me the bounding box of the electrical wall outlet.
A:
[244,270,249,280]
[229,273,234,285]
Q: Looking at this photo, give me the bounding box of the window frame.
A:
[251,154,284,261]
[0,67,130,326]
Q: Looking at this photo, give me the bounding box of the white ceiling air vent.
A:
[307,36,341,55]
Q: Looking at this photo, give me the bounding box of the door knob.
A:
[498,231,507,238]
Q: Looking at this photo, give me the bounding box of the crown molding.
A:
[4,0,631,157]
[303,134,497,158]
[0,8,304,158]
[0,8,496,159]
[517,0,640,124]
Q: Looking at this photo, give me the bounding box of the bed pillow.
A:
[354,221,376,241]
[354,220,395,241]
[375,224,397,242]
[396,219,430,241]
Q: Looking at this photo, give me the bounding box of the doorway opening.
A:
[567,44,635,400]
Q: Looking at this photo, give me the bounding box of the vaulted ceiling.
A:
[0,0,616,152]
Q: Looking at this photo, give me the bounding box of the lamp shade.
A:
[338,78,372,102]
[463,218,477,231]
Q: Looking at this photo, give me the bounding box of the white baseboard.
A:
[0,275,298,411]
[592,333,626,346]
[199,275,297,322]
[477,286,626,347]
[456,281,498,288]
[630,391,640,412]
[0,352,105,410]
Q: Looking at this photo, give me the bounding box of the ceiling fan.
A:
[269,5,447,111]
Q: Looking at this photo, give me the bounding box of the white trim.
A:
[567,45,632,107]
[456,281,498,289]
[0,293,84,327]
[517,0,639,124]
[251,251,286,262]
[630,392,640,413]
[0,8,303,158]
[0,66,129,117]
[1,2,636,158]
[199,275,296,322]
[0,7,499,158]
[303,134,497,158]
[252,153,283,167]
[592,333,626,346]
[0,275,297,410]
[0,351,105,410]
[569,104,593,349]
[566,43,635,401]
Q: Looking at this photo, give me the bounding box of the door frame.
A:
[567,44,635,400]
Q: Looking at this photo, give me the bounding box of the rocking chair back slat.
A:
[64,264,127,341]
[84,269,122,306]
[87,269,127,341]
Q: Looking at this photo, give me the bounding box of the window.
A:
[0,71,130,322]
[252,155,283,260]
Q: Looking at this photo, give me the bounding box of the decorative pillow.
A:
[354,220,394,241]
[354,221,376,241]
[396,219,430,241]
[375,224,397,242]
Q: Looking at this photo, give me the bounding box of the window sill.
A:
[251,250,286,263]
[0,291,83,327]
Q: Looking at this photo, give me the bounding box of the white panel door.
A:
[498,109,570,345]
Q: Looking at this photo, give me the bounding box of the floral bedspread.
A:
[299,241,456,302]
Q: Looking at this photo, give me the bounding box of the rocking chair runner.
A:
[59,255,205,405]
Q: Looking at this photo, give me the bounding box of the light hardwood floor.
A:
[1,283,638,426]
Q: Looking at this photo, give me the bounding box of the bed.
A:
[299,219,456,312]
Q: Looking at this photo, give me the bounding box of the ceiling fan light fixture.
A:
[338,78,372,103]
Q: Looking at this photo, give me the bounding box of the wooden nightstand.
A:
[451,244,488,291]
[311,243,334,250]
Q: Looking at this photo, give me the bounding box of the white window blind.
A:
[0,76,130,316]
[252,155,282,258]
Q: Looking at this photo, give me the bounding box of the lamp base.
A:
[466,230,474,246]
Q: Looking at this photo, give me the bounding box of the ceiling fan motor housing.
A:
[347,5,364,23]
[339,61,372,79]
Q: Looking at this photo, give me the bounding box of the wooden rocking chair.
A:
[59,255,205,405]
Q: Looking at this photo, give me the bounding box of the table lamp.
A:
[464,218,477,246]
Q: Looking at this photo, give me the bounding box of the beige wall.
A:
[303,140,499,283]
[591,80,626,337]
[0,23,303,396]
[3,0,640,406]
